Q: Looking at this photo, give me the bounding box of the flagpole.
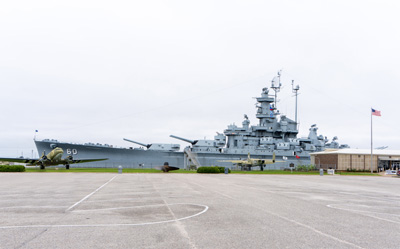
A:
[370,108,373,173]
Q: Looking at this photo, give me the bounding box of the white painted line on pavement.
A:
[0,203,208,229]
[66,175,117,212]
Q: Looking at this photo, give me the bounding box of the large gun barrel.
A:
[169,135,198,145]
[123,138,151,149]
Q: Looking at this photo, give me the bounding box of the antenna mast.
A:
[291,80,300,124]
[271,70,282,109]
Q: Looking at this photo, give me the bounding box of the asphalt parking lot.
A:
[0,173,399,248]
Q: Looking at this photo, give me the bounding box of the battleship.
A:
[34,72,348,170]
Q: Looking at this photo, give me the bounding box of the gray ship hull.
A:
[35,140,184,168]
[34,72,347,170]
[34,140,307,170]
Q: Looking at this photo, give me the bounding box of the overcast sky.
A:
[1,0,399,157]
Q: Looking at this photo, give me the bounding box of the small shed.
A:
[310,149,400,172]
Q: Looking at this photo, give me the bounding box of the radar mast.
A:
[270,70,282,109]
[291,80,300,125]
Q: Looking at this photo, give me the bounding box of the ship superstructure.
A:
[34,72,348,170]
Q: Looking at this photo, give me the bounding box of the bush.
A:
[346,168,370,172]
[0,165,26,172]
[197,166,230,174]
[217,166,231,173]
[296,165,316,172]
[197,166,220,173]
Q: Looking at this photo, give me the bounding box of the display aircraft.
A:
[0,147,108,170]
[219,152,285,171]
[154,162,179,172]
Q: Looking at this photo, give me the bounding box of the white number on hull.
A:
[66,149,78,155]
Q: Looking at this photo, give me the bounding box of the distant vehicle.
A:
[0,147,108,170]
[219,152,285,171]
[154,162,179,172]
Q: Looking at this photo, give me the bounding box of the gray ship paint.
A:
[34,72,348,170]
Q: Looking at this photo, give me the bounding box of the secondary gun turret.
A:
[169,135,198,145]
[123,138,151,149]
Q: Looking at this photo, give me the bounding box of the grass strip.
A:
[24,168,196,173]
[22,167,381,176]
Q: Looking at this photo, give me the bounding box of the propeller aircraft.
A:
[219,152,285,171]
[154,162,179,172]
[0,147,108,170]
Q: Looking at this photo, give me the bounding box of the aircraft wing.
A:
[263,160,286,164]
[219,160,252,165]
[0,157,40,164]
[219,159,244,163]
[66,158,108,164]
[220,159,285,164]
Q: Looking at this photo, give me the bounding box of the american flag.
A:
[371,108,381,116]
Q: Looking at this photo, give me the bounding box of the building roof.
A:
[310,148,400,156]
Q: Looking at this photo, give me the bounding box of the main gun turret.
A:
[123,138,180,151]
[170,135,224,149]
[123,138,151,149]
[169,135,198,145]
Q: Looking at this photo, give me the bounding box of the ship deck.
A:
[1,173,399,248]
